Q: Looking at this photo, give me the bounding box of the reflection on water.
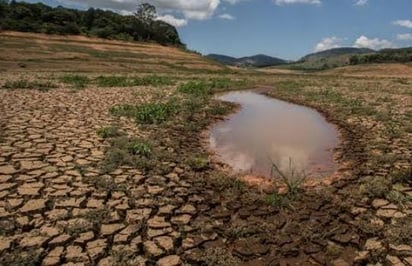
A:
[210,91,339,178]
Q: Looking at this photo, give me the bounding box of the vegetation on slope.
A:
[349,47,412,65]
[0,1,182,45]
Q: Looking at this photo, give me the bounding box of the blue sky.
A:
[17,0,412,60]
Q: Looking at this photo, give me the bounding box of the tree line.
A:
[0,1,183,46]
[350,47,412,65]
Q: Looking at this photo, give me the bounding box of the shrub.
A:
[127,139,152,157]
[178,81,212,96]
[60,74,89,89]
[135,101,178,124]
[109,104,136,117]
[359,176,392,198]
[97,126,123,139]
[3,79,57,91]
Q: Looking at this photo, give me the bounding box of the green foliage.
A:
[109,104,136,117]
[2,79,57,91]
[97,76,130,87]
[135,101,178,124]
[127,139,152,157]
[97,126,123,139]
[97,75,174,87]
[178,81,212,96]
[60,74,89,89]
[188,156,209,171]
[0,1,182,45]
[350,47,412,65]
[360,176,392,198]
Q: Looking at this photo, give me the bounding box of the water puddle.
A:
[210,90,339,179]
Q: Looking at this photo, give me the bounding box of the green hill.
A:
[206,54,287,68]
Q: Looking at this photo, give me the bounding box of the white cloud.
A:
[219,13,235,20]
[393,20,412,29]
[156,15,188,27]
[57,0,221,24]
[397,33,412,41]
[354,0,368,6]
[353,35,395,50]
[274,0,321,5]
[314,37,343,52]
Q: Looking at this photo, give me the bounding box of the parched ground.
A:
[0,33,411,266]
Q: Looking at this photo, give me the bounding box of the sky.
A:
[18,0,412,60]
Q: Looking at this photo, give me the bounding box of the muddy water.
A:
[210,91,339,178]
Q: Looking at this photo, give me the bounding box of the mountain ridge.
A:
[206,54,287,68]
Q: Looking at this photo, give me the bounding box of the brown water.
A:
[210,91,339,178]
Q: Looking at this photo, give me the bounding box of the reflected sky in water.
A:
[210,91,339,178]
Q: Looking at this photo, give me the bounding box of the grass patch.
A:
[359,176,392,198]
[97,75,174,87]
[60,74,89,89]
[101,137,157,173]
[135,101,179,124]
[97,126,124,139]
[109,104,136,117]
[188,156,210,171]
[178,81,212,96]
[2,79,57,91]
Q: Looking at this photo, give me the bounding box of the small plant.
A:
[3,79,57,91]
[270,158,306,196]
[109,104,136,117]
[135,101,178,124]
[178,81,212,96]
[359,176,392,198]
[188,156,209,171]
[97,76,130,87]
[97,126,123,139]
[127,139,152,157]
[60,74,89,89]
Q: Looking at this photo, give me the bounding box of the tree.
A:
[135,3,156,26]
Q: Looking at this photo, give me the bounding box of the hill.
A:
[349,47,412,65]
[0,1,182,46]
[0,31,225,73]
[275,47,375,71]
[300,47,374,62]
[206,54,287,67]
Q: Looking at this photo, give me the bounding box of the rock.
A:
[158,205,177,216]
[233,239,269,257]
[17,182,43,196]
[148,216,172,229]
[49,234,72,246]
[100,223,125,236]
[177,204,196,215]
[144,241,164,257]
[65,245,89,262]
[46,209,69,221]
[389,244,412,256]
[42,247,64,266]
[113,225,140,244]
[20,235,49,248]
[19,199,47,213]
[126,208,152,223]
[20,161,45,171]
[87,199,104,209]
[157,255,181,266]
[376,209,406,219]
[354,251,369,263]
[55,197,86,208]
[365,238,384,251]
[0,182,17,191]
[333,259,351,266]
[386,255,405,266]
[0,237,11,252]
[171,215,191,225]
[74,231,94,245]
[87,239,107,261]
[40,226,60,237]
[154,236,174,251]
[0,165,18,175]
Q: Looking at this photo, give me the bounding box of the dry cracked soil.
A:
[0,74,411,266]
